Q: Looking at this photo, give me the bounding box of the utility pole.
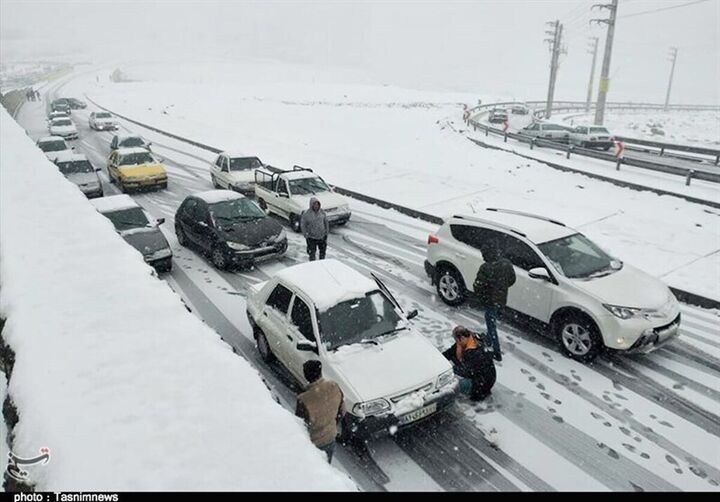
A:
[544,20,564,119]
[591,0,619,125]
[586,37,599,112]
[664,47,678,111]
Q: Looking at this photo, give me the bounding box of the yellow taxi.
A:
[108,147,168,192]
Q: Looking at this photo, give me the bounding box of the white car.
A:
[425,209,681,362]
[210,152,263,196]
[246,259,457,439]
[521,122,570,143]
[88,111,118,131]
[54,151,103,198]
[48,117,78,140]
[36,136,73,162]
[47,110,70,122]
[569,125,614,150]
[254,166,351,232]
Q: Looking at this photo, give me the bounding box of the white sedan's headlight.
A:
[603,304,663,320]
[353,398,390,417]
[437,369,456,389]
[227,241,250,251]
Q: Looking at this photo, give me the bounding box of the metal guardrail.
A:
[467,106,720,183]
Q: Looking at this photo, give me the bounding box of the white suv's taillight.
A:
[428,234,439,245]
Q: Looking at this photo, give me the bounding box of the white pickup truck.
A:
[254,166,351,232]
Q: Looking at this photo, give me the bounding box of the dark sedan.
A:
[175,190,287,270]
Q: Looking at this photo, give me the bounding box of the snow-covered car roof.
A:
[220,151,259,160]
[274,259,378,312]
[116,147,153,156]
[54,151,87,163]
[37,135,66,144]
[450,209,577,245]
[118,135,147,143]
[90,194,139,214]
[193,189,245,204]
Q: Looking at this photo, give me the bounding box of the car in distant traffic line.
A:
[48,117,79,140]
[90,195,172,273]
[89,111,118,131]
[210,152,263,195]
[569,125,614,150]
[425,209,681,362]
[107,147,168,192]
[254,166,351,232]
[511,104,530,115]
[50,101,70,114]
[47,110,70,122]
[54,151,103,198]
[67,98,87,109]
[246,259,457,439]
[488,108,508,124]
[36,136,73,162]
[175,190,287,270]
[520,122,570,143]
[110,135,152,152]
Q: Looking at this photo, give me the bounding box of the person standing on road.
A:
[443,326,496,401]
[473,243,516,361]
[300,197,329,261]
[295,360,346,463]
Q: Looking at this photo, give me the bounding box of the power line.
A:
[619,0,709,19]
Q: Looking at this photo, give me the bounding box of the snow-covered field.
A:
[557,110,720,148]
[0,108,355,491]
[65,60,720,301]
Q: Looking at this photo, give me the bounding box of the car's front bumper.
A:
[226,239,288,266]
[599,310,681,353]
[626,313,682,354]
[344,384,457,440]
[80,185,103,198]
[327,211,351,225]
[95,123,118,131]
[145,252,173,273]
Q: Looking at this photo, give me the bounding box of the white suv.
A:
[246,259,457,439]
[425,209,681,362]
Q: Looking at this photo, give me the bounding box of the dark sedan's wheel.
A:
[555,313,603,362]
[436,266,466,306]
[290,214,301,233]
[211,246,228,270]
[256,328,276,363]
[176,224,187,247]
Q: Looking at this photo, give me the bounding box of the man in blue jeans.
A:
[473,244,516,361]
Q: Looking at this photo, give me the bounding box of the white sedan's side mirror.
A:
[528,267,551,281]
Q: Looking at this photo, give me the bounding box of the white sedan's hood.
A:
[66,172,99,187]
[295,191,348,211]
[227,171,256,185]
[572,263,671,309]
[326,330,451,402]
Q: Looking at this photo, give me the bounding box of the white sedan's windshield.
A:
[288,177,330,195]
[317,291,403,351]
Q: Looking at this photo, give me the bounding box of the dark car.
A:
[67,98,87,109]
[110,135,152,151]
[51,101,70,114]
[488,108,508,124]
[175,190,287,270]
[90,195,173,273]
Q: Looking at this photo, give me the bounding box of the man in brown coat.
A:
[295,360,346,463]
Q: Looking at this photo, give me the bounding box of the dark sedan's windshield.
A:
[538,233,618,279]
[229,157,262,171]
[57,160,93,175]
[317,290,403,351]
[39,140,67,152]
[120,137,146,148]
[119,152,154,166]
[209,198,266,225]
[105,207,149,232]
[288,177,330,195]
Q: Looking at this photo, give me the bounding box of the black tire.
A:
[211,246,228,270]
[290,214,301,233]
[255,328,276,363]
[555,313,603,362]
[436,266,466,306]
[176,224,187,247]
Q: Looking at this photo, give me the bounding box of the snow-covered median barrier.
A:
[0,108,354,491]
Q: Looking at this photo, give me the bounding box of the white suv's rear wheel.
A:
[436,267,466,306]
[556,314,602,362]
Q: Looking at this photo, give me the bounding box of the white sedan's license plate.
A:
[398,403,437,425]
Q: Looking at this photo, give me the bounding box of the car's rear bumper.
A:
[122,178,167,190]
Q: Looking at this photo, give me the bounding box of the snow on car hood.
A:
[294,191,348,211]
[571,263,671,309]
[66,172,99,187]
[121,227,170,256]
[325,329,451,403]
[227,171,257,185]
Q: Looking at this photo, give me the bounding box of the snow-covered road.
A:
[13,70,720,491]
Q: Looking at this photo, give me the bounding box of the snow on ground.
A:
[62,60,720,301]
[0,107,355,491]
[556,110,720,148]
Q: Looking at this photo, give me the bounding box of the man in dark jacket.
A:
[300,197,329,261]
[443,326,496,401]
[473,243,516,361]
[295,360,346,463]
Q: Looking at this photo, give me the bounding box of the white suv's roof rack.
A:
[450,214,527,238]
[486,207,566,227]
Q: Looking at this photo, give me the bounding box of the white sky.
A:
[1,0,718,103]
